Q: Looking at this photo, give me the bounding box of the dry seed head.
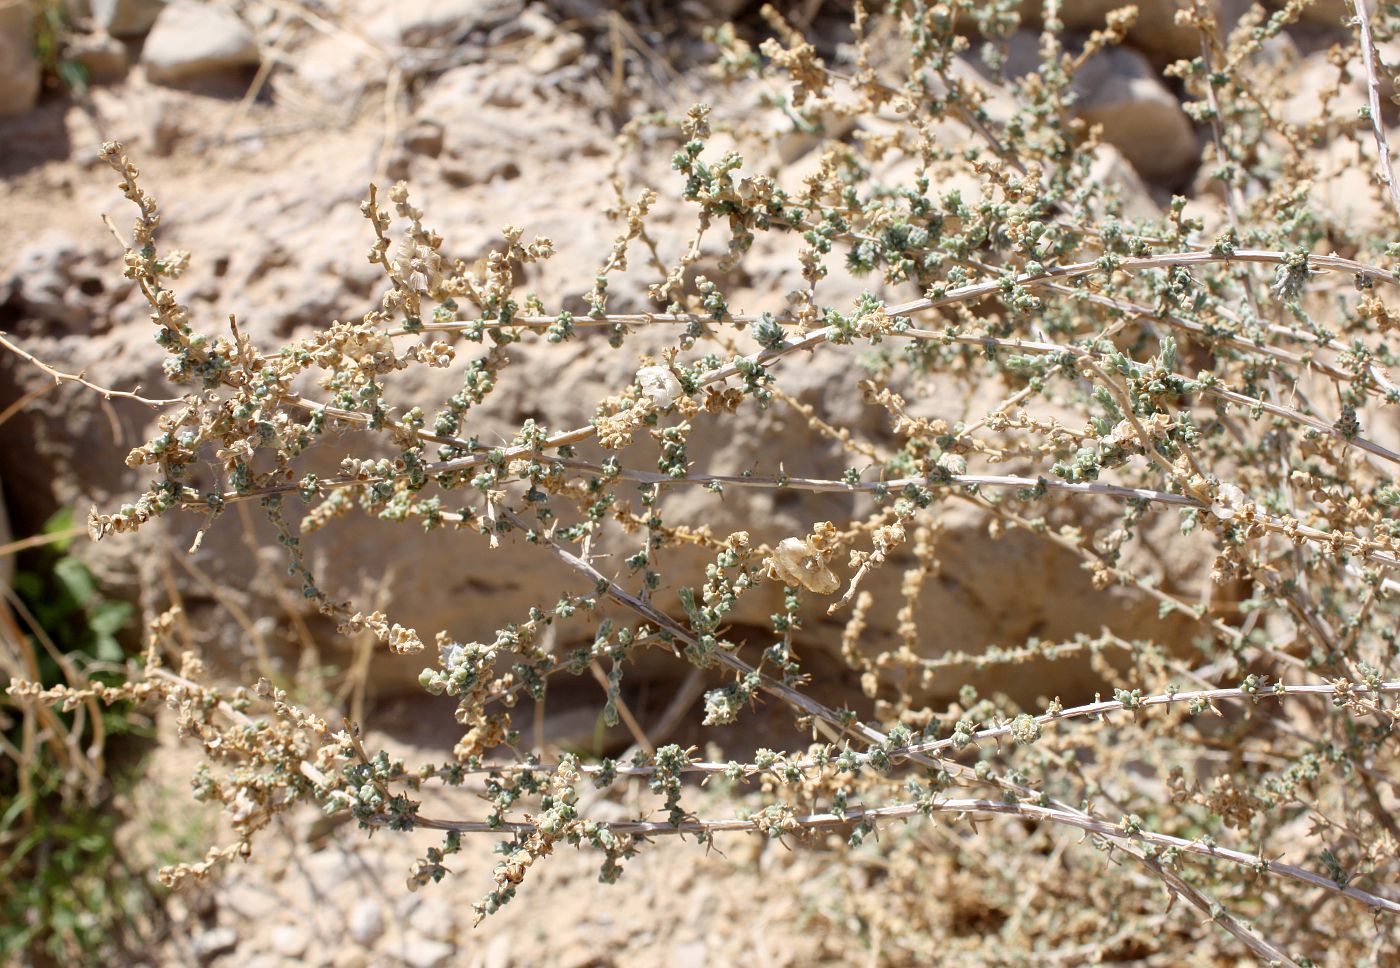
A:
[636,365,684,410]
[766,536,840,595]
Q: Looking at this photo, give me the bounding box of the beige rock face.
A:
[1,7,1383,965]
[0,231,1198,708]
[0,0,40,116]
[0,1,1203,710]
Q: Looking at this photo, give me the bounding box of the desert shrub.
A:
[7,1,1400,963]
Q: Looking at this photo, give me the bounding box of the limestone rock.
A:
[525,30,583,75]
[0,52,1209,711]
[482,935,513,968]
[670,939,709,968]
[332,950,368,968]
[420,63,597,184]
[1306,131,1395,235]
[406,896,457,943]
[7,233,92,330]
[92,0,163,38]
[397,937,456,968]
[986,32,1198,182]
[1021,0,1241,62]
[269,922,310,959]
[1279,45,1380,135]
[348,898,385,945]
[284,29,383,104]
[1074,46,1198,181]
[0,0,40,116]
[191,926,238,964]
[142,0,259,86]
[66,29,129,83]
[219,877,284,921]
[1295,0,1347,27]
[367,0,523,48]
[1090,142,1161,221]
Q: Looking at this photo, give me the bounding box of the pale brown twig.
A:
[1353,0,1400,221]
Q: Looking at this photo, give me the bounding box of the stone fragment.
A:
[66,29,129,83]
[0,0,40,116]
[1089,143,1161,221]
[525,31,583,75]
[301,846,356,896]
[1020,0,1238,61]
[287,32,379,103]
[1073,46,1198,181]
[406,896,457,943]
[348,898,385,945]
[219,876,284,921]
[367,0,523,48]
[270,922,310,958]
[191,926,238,964]
[142,0,259,85]
[670,940,709,968]
[1304,131,1396,235]
[398,937,456,968]
[986,32,1197,182]
[92,0,163,38]
[482,935,512,968]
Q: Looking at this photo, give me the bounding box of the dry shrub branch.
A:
[6,0,1400,962]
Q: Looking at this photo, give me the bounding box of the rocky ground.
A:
[0,1,1388,965]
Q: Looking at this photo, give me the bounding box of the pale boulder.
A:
[1074,46,1199,182]
[969,32,1198,182]
[141,0,259,85]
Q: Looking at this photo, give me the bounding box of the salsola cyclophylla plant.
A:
[9,0,1400,960]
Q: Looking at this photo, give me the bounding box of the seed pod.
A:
[637,365,683,410]
[766,536,840,595]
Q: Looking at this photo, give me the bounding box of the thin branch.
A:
[0,332,186,408]
[367,795,1400,918]
[1354,0,1400,221]
[0,526,88,559]
[415,680,1400,782]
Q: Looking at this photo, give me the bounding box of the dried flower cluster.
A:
[8,1,1400,962]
